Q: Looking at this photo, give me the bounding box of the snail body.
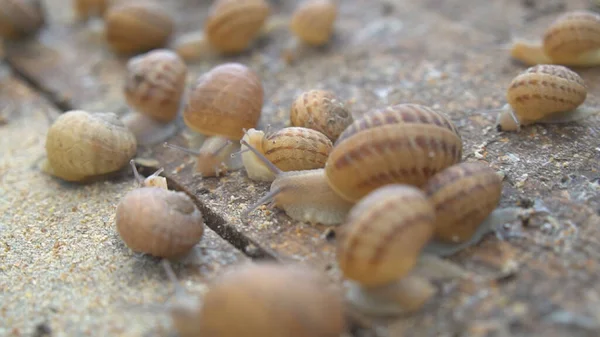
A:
[44,110,137,182]
[122,49,187,145]
[325,103,463,203]
[290,89,353,142]
[103,1,174,55]
[496,64,599,131]
[0,0,45,40]
[510,10,600,67]
[240,127,333,182]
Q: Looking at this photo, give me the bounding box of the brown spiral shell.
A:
[183,63,264,140]
[124,49,188,123]
[290,89,353,142]
[543,10,600,64]
[336,184,435,287]
[290,0,337,46]
[423,162,503,243]
[0,0,45,40]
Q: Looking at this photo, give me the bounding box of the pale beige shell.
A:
[423,162,502,243]
[336,184,435,287]
[325,104,463,203]
[543,11,600,65]
[73,0,108,20]
[116,187,205,258]
[45,110,137,182]
[183,63,264,140]
[241,127,333,182]
[187,262,345,337]
[103,1,174,54]
[290,0,337,46]
[502,64,587,127]
[290,89,353,142]
[205,0,271,54]
[124,49,188,123]
[0,0,45,40]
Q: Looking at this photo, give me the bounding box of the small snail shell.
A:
[241,139,352,226]
[184,63,263,140]
[240,127,333,182]
[325,104,463,203]
[290,0,337,46]
[103,1,174,55]
[205,0,271,54]
[423,162,502,243]
[0,0,45,40]
[496,64,599,132]
[44,110,137,182]
[184,262,345,337]
[510,10,600,67]
[290,89,353,142]
[73,0,108,21]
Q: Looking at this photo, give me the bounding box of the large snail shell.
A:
[183,63,264,140]
[543,11,600,64]
[205,0,271,54]
[124,49,187,123]
[116,187,205,258]
[326,104,463,203]
[290,0,337,46]
[506,64,587,124]
[0,0,45,40]
[45,110,137,182]
[336,184,435,288]
[194,262,345,337]
[423,162,502,243]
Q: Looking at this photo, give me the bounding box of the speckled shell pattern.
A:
[183,63,264,140]
[124,49,187,122]
[263,127,333,171]
[290,0,337,46]
[0,0,45,39]
[423,162,502,243]
[543,11,600,62]
[325,104,463,203]
[45,111,137,181]
[336,185,435,287]
[506,65,587,123]
[205,0,270,53]
[103,1,173,54]
[290,90,353,142]
[116,187,205,258]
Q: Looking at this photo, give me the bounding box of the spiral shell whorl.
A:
[543,11,600,63]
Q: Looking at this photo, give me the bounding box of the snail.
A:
[0,0,45,40]
[510,10,600,67]
[325,103,463,203]
[103,0,174,55]
[283,0,338,64]
[290,89,354,142]
[163,261,345,337]
[122,49,188,146]
[239,126,333,182]
[171,0,270,61]
[495,64,600,132]
[43,110,137,182]
[241,139,353,226]
[116,160,205,259]
[72,0,108,21]
[164,63,264,178]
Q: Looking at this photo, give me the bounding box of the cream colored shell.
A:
[45,110,137,182]
[543,11,600,65]
[290,0,337,46]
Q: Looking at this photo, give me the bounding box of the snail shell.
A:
[290,89,353,142]
[183,63,264,140]
[45,110,137,182]
[116,187,205,258]
[103,1,174,55]
[325,104,463,202]
[191,262,345,337]
[423,162,502,243]
[241,127,333,182]
[205,0,271,54]
[0,0,45,40]
[290,0,337,46]
[336,184,435,288]
[73,0,108,21]
[124,49,188,123]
